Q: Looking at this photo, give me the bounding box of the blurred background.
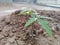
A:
[0,0,60,8]
[0,0,60,4]
[0,0,60,5]
[0,0,60,17]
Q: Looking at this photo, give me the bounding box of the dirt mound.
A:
[0,10,60,45]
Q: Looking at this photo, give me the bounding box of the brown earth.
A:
[0,10,60,45]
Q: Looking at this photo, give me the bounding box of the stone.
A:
[17,40,25,45]
[0,34,4,39]
[8,38,15,43]
[5,42,11,45]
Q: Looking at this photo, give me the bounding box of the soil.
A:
[0,10,60,45]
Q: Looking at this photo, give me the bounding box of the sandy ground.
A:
[0,8,60,45]
[0,3,60,45]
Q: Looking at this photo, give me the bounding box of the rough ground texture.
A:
[0,10,60,45]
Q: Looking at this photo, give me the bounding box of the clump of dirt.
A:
[0,10,60,45]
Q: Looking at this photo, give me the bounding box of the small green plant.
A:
[20,7,53,38]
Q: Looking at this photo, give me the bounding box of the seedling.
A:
[20,7,53,38]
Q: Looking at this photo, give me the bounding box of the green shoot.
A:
[20,7,54,38]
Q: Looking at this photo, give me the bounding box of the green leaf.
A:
[37,19,53,37]
[35,15,52,20]
[39,15,52,19]
[25,17,37,27]
[31,13,36,18]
